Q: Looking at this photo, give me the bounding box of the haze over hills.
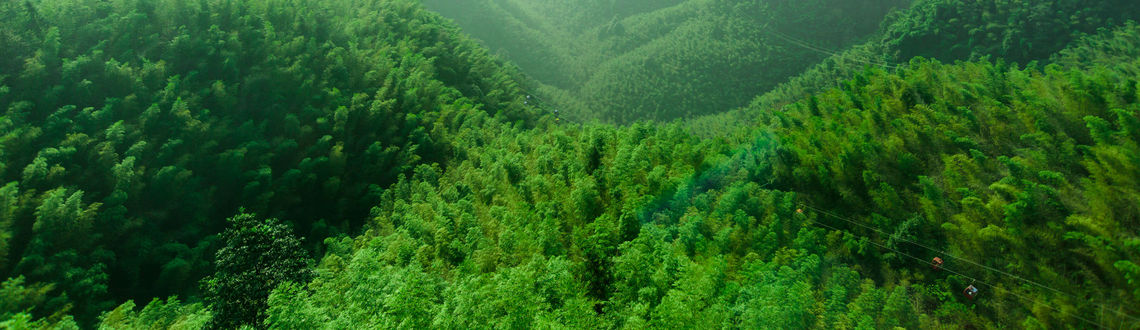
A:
[423,0,909,123]
[0,0,1139,329]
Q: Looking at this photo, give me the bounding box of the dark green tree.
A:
[202,211,312,329]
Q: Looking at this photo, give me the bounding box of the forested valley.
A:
[1,0,1139,329]
[423,0,910,123]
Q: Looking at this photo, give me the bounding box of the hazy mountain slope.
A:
[691,0,1140,137]
[424,0,909,123]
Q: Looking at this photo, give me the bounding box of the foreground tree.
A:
[202,211,312,329]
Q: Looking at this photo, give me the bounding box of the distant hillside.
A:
[690,0,1140,137]
[882,0,1140,64]
[424,0,909,123]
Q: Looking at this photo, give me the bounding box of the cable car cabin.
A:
[932,257,944,270]
[963,285,979,300]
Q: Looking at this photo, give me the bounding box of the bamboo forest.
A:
[2,0,1140,328]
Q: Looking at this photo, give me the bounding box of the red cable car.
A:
[932,257,944,270]
[963,284,979,300]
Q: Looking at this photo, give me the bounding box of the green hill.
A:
[260,24,1140,328]
[1,0,1139,328]
[424,0,909,123]
[0,0,537,326]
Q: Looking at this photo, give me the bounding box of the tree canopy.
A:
[0,0,1138,328]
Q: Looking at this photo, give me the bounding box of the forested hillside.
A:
[424,0,909,123]
[693,0,1140,136]
[0,0,539,326]
[2,0,1139,329]
[260,25,1140,328]
[881,0,1140,64]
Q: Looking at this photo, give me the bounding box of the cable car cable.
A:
[767,28,899,69]
[803,203,1140,324]
[802,204,1072,299]
[763,26,899,70]
[805,213,1110,329]
[801,204,1139,326]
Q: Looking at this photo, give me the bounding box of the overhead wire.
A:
[763,26,899,70]
[803,213,1111,329]
[767,29,846,59]
[757,24,1134,321]
[520,90,563,120]
[773,32,898,70]
[528,95,560,113]
[769,28,899,69]
[803,204,1068,298]
[800,204,1140,327]
[516,17,1126,325]
[767,28,843,57]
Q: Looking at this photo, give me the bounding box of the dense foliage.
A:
[260,32,1140,327]
[881,0,1140,64]
[0,0,536,325]
[698,0,1140,135]
[431,0,1140,125]
[1,0,1139,328]
[424,0,909,123]
[203,212,312,329]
